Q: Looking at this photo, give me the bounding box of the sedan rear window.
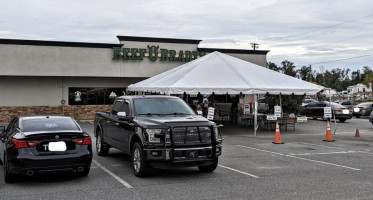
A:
[22,118,80,132]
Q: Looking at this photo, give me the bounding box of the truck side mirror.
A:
[117,112,128,120]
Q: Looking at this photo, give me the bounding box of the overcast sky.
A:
[1,0,372,72]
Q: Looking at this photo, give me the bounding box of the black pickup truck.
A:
[94,95,223,177]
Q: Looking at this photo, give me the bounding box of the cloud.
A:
[0,0,372,71]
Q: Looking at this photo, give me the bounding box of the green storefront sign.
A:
[112,45,206,62]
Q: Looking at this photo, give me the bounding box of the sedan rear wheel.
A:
[4,155,15,183]
[96,131,109,156]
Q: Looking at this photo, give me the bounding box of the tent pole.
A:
[279,93,282,117]
[254,94,258,137]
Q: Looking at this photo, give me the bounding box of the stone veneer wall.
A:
[0,105,112,123]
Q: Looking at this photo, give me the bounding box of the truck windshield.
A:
[134,98,195,116]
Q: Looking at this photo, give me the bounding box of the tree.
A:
[266,62,281,72]
[351,69,362,85]
[281,60,297,77]
[363,73,373,89]
[297,65,314,82]
[362,66,372,81]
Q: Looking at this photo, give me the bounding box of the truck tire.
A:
[198,158,218,172]
[132,142,151,177]
[339,119,346,122]
[96,131,109,156]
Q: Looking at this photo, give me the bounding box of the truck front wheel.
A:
[198,158,218,172]
[132,142,151,177]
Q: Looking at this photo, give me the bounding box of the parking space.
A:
[1,118,373,199]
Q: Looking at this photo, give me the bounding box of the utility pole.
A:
[250,43,259,50]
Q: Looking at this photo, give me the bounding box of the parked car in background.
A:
[302,99,317,106]
[301,101,352,122]
[335,100,357,109]
[353,102,373,118]
[0,116,92,183]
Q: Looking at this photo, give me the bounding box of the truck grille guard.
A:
[167,125,217,162]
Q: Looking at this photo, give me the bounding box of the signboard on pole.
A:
[207,107,215,120]
[274,106,282,117]
[324,107,332,118]
[244,104,251,114]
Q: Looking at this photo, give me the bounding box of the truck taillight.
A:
[12,139,39,149]
[74,137,92,145]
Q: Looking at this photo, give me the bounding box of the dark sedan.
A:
[336,100,357,109]
[0,116,92,183]
[353,102,373,118]
[301,101,352,122]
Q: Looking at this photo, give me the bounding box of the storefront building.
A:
[0,36,269,122]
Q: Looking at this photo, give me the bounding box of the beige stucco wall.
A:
[0,44,194,78]
[226,53,267,67]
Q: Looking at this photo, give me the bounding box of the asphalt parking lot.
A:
[1,117,373,200]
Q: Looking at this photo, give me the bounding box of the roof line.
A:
[0,38,122,49]
[198,48,269,55]
[117,35,202,44]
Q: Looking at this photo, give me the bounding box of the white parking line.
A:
[219,165,259,179]
[236,145,361,171]
[92,159,133,189]
[289,151,358,156]
[298,142,347,150]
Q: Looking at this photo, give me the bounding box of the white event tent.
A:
[128,51,323,95]
[128,51,324,135]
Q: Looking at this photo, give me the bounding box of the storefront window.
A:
[68,88,126,105]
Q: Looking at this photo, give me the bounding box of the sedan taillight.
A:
[333,109,342,114]
[74,137,92,145]
[12,139,39,149]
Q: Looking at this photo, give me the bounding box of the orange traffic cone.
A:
[272,121,284,144]
[355,129,360,137]
[323,121,335,142]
